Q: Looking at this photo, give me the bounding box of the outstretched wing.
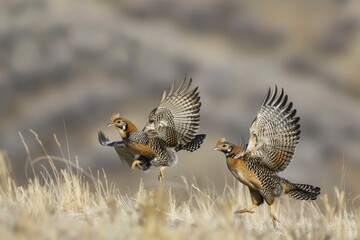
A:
[143,78,201,146]
[98,131,151,171]
[243,86,301,172]
[98,131,135,168]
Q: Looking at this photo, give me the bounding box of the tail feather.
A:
[288,183,321,200]
[175,134,206,152]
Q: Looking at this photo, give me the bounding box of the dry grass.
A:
[0,133,358,240]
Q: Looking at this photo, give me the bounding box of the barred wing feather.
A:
[144,78,201,146]
[243,86,301,172]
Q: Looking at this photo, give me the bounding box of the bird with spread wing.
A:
[99,78,206,181]
[214,86,320,226]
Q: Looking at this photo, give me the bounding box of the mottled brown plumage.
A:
[99,78,206,181]
[214,86,320,226]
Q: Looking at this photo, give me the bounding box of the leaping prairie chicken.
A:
[99,78,206,181]
[214,86,320,226]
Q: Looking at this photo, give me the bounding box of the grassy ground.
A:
[0,133,358,240]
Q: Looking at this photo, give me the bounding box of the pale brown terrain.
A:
[0,143,358,239]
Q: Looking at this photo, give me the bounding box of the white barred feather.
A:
[144,78,201,146]
[237,86,301,172]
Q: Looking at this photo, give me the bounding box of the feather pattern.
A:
[144,78,201,146]
[98,131,151,170]
[98,131,135,167]
[100,78,206,180]
[237,86,301,172]
[287,183,321,200]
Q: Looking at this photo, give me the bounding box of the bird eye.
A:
[222,144,227,148]
[116,120,121,124]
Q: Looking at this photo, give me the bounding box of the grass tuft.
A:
[0,131,358,239]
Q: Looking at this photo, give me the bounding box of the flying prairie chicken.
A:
[214,86,320,226]
[99,78,206,181]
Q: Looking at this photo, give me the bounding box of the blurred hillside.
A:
[1,0,360,197]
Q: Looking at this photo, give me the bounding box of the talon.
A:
[131,160,142,171]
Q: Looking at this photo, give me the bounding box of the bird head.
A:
[107,113,138,138]
[214,137,233,153]
[214,137,246,157]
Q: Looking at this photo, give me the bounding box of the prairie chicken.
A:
[214,86,320,226]
[99,78,206,181]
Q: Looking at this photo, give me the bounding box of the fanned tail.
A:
[175,134,206,152]
[288,183,321,200]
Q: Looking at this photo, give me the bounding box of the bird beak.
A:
[107,123,114,127]
[213,147,220,151]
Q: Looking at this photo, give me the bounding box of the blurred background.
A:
[1,0,360,200]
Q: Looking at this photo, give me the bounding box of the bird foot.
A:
[158,173,163,182]
[271,214,280,227]
[131,160,142,171]
[270,208,280,228]
[271,215,280,222]
[157,166,167,182]
[234,208,255,214]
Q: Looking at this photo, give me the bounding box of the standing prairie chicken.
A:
[214,86,320,226]
[99,78,206,181]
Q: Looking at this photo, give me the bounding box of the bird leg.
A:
[234,189,264,214]
[269,204,280,227]
[131,160,143,171]
[158,166,167,182]
[234,204,258,214]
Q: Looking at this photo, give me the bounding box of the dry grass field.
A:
[0,133,358,240]
[2,1,360,239]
